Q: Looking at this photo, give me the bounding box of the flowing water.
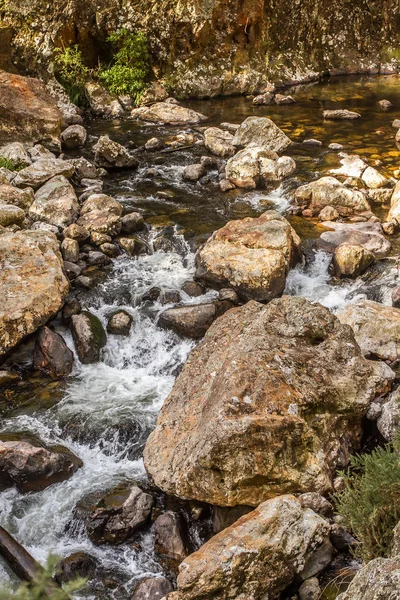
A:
[1,74,400,598]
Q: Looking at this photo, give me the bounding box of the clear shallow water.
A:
[1,74,400,598]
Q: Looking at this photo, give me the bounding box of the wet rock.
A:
[0,184,34,211]
[183,164,205,182]
[0,70,61,149]
[338,300,400,362]
[29,175,79,229]
[387,180,400,222]
[182,281,205,297]
[362,166,387,189]
[0,203,25,227]
[64,261,83,280]
[195,210,301,302]
[145,137,164,151]
[319,205,339,221]
[33,326,74,377]
[333,243,374,277]
[226,147,296,188]
[131,102,207,125]
[300,538,334,579]
[298,578,321,600]
[232,116,291,153]
[0,142,31,169]
[317,221,391,256]
[378,99,393,110]
[323,109,361,120]
[63,223,90,242]
[56,552,98,584]
[70,311,107,364]
[61,239,79,263]
[0,230,68,355]
[93,135,138,170]
[172,496,330,600]
[274,93,296,104]
[121,212,145,234]
[86,250,111,267]
[100,242,120,257]
[377,388,400,441]
[299,493,334,519]
[76,485,154,545]
[77,194,123,236]
[218,287,239,304]
[107,310,133,336]
[204,127,235,158]
[294,176,370,213]
[62,297,81,324]
[159,301,233,339]
[60,124,87,149]
[144,296,393,506]
[131,576,173,600]
[13,158,74,190]
[154,511,189,574]
[0,436,82,493]
[336,556,400,600]
[142,287,161,302]
[160,290,181,304]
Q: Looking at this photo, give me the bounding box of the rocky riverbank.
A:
[1,67,400,600]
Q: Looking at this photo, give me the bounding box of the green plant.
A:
[99,30,150,103]
[334,436,400,561]
[0,156,16,170]
[0,556,86,600]
[54,45,89,106]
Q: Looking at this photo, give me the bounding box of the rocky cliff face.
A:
[1,0,400,97]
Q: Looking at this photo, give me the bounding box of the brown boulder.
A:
[33,326,74,378]
[158,301,233,339]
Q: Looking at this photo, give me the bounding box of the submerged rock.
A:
[173,495,330,600]
[294,176,370,213]
[70,311,107,364]
[0,231,69,355]
[0,436,82,493]
[29,175,79,229]
[336,556,400,600]
[144,296,393,506]
[338,300,400,362]
[323,109,361,120]
[226,147,296,188]
[93,135,138,170]
[232,116,291,153]
[131,102,207,125]
[33,326,74,377]
[195,210,301,302]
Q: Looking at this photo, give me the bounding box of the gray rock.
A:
[70,311,107,364]
[323,110,361,120]
[131,102,208,125]
[181,281,205,297]
[0,203,25,227]
[159,301,233,339]
[377,389,400,442]
[107,310,133,336]
[0,142,31,169]
[336,556,400,600]
[204,127,235,158]
[154,511,188,574]
[61,238,80,263]
[298,578,321,600]
[0,184,34,211]
[13,158,75,189]
[121,212,145,234]
[299,492,334,519]
[299,539,334,580]
[61,124,87,149]
[94,135,138,170]
[232,116,292,152]
[317,221,391,257]
[29,175,79,228]
[183,164,205,182]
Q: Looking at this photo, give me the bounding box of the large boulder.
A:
[13,158,75,189]
[317,221,391,256]
[70,311,107,364]
[336,556,400,600]
[232,116,292,153]
[226,147,296,188]
[195,210,301,302]
[204,127,235,158]
[93,135,138,170]
[77,193,123,236]
[294,176,370,213]
[338,300,400,362]
[131,102,207,125]
[172,495,330,600]
[0,70,61,149]
[29,175,79,229]
[144,296,393,506]
[0,436,82,493]
[0,231,69,355]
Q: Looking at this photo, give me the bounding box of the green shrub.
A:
[99,30,150,103]
[0,156,16,170]
[54,45,89,106]
[334,437,400,562]
[0,556,86,600]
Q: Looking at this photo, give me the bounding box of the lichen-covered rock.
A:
[333,244,374,277]
[0,203,25,227]
[0,70,61,149]
[173,495,330,600]
[336,556,400,600]
[93,135,138,170]
[131,102,207,124]
[60,124,87,149]
[0,184,34,211]
[70,311,107,364]
[0,142,31,169]
[232,116,292,152]
[77,193,123,236]
[29,175,79,229]
[13,158,75,189]
[195,210,301,302]
[317,221,391,256]
[338,300,400,362]
[294,176,370,213]
[204,127,235,158]
[323,110,361,120]
[0,230,69,355]
[226,147,296,188]
[144,296,393,506]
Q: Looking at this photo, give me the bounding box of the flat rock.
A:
[144,296,393,506]
[323,110,361,120]
[294,176,370,212]
[195,210,301,302]
[131,102,208,125]
[29,175,79,229]
[317,221,391,256]
[0,231,69,355]
[232,116,292,153]
[13,158,75,189]
[329,154,368,178]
